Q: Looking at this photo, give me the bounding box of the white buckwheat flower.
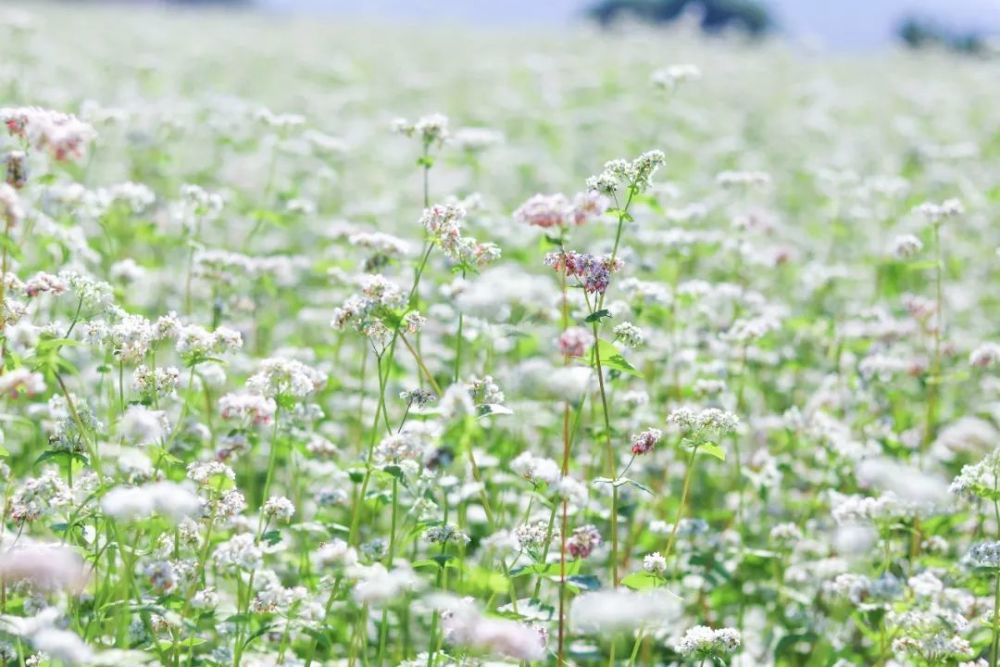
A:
[674,625,742,657]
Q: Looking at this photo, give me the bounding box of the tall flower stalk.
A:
[917,199,961,453]
[585,150,664,585]
[346,115,449,546]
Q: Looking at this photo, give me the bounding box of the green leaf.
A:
[382,308,404,329]
[510,560,581,578]
[477,403,513,417]
[592,339,642,378]
[171,637,206,648]
[621,478,654,495]
[634,192,664,214]
[464,566,509,593]
[241,622,275,651]
[595,338,619,360]
[905,260,940,271]
[698,442,726,462]
[566,574,602,591]
[302,627,332,648]
[496,597,555,622]
[413,555,458,570]
[592,477,653,495]
[36,450,88,466]
[605,354,642,377]
[433,553,457,567]
[743,549,779,563]
[774,631,818,659]
[36,337,80,351]
[584,309,611,323]
[148,446,181,465]
[621,571,661,591]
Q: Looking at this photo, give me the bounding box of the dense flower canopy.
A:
[0,4,997,667]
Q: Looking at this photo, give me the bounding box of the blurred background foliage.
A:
[139,0,997,56]
[587,0,775,36]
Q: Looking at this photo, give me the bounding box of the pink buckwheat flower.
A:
[558,327,594,359]
[567,524,602,559]
[630,428,663,456]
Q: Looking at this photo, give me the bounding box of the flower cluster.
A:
[218,392,277,426]
[915,198,964,224]
[586,150,666,195]
[567,525,602,559]
[246,357,327,399]
[558,326,593,358]
[0,106,96,161]
[666,406,740,436]
[513,191,609,228]
[419,203,500,267]
[630,427,663,455]
[392,113,449,147]
[544,250,624,294]
[331,273,409,344]
[674,625,742,658]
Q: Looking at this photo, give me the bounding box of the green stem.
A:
[923,222,943,452]
[348,352,388,545]
[376,606,391,667]
[304,576,342,667]
[374,479,400,660]
[118,360,125,413]
[0,218,14,367]
[63,295,85,338]
[664,445,699,566]
[592,319,618,586]
[347,153,438,554]
[388,478,399,565]
[55,374,104,479]
[453,270,466,383]
[183,243,195,316]
[993,574,1000,667]
[421,146,431,208]
[400,333,442,395]
[627,629,644,666]
[596,186,635,313]
[557,254,571,666]
[992,499,1000,667]
[260,405,282,502]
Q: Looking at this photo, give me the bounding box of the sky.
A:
[259,0,1000,50]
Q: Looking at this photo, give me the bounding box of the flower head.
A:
[567,524,602,559]
[558,327,593,359]
[674,626,742,658]
[545,251,624,295]
[630,428,663,456]
[587,150,665,195]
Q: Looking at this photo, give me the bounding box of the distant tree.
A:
[588,0,774,37]
[897,15,986,55]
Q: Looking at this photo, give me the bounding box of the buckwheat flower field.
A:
[0,4,999,666]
